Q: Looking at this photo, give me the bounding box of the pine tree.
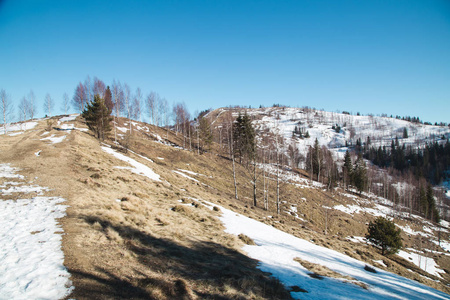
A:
[366,217,403,255]
[403,127,408,138]
[233,113,256,164]
[343,150,353,190]
[198,116,213,153]
[104,86,114,111]
[82,94,113,140]
[353,154,367,194]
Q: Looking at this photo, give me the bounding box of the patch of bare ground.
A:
[294,258,369,289]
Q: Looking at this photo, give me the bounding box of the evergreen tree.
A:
[366,217,403,255]
[198,116,213,153]
[104,86,114,111]
[343,150,353,190]
[353,154,367,194]
[403,127,408,138]
[233,113,256,164]
[82,94,113,140]
[312,138,323,181]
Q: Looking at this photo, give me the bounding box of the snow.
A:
[60,123,74,130]
[41,134,66,144]
[373,260,387,268]
[1,184,49,195]
[0,164,73,299]
[397,250,445,278]
[101,146,161,182]
[244,107,450,165]
[8,131,24,136]
[173,170,199,182]
[58,114,78,122]
[205,200,448,299]
[0,121,38,135]
[0,164,25,179]
[346,236,367,244]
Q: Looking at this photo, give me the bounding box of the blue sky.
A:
[1,0,449,123]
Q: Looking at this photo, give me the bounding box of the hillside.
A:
[0,111,449,299]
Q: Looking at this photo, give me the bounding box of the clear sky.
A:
[1,0,449,123]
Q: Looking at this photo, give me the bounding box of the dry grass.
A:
[294,258,369,289]
[1,115,449,298]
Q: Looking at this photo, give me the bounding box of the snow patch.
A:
[206,201,448,299]
[397,250,445,278]
[41,134,66,144]
[101,146,161,182]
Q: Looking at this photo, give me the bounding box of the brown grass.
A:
[1,115,449,298]
[294,257,368,289]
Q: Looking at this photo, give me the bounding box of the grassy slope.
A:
[0,115,448,299]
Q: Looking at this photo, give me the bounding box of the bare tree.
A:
[43,93,54,117]
[1,89,13,133]
[160,98,169,137]
[122,83,132,132]
[62,93,70,114]
[72,83,87,113]
[93,77,106,96]
[224,111,238,200]
[84,75,93,103]
[146,92,157,125]
[111,80,123,143]
[18,97,28,123]
[28,90,37,119]
[133,87,142,122]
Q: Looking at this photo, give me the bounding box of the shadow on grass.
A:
[70,215,293,300]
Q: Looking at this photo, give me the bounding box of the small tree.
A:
[366,217,402,255]
[82,94,112,140]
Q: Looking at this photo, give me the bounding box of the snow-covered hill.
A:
[210,106,450,161]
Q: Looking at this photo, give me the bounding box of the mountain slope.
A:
[0,113,449,299]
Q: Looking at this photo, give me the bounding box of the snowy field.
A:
[0,164,73,299]
[203,200,449,300]
[236,107,450,163]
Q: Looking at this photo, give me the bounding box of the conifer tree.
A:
[343,150,353,190]
[366,217,403,255]
[353,154,367,194]
[82,94,113,140]
[198,116,213,153]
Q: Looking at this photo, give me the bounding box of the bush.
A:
[366,217,402,255]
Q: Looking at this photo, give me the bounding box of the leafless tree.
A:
[133,87,142,122]
[18,97,28,123]
[43,93,54,117]
[160,98,170,137]
[146,92,157,125]
[111,79,123,143]
[93,77,106,96]
[62,93,70,114]
[223,111,238,200]
[1,89,14,133]
[122,83,132,132]
[84,75,93,103]
[72,83,87,113]
[27,90,37,119]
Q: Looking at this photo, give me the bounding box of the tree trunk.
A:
[253,160,257,207]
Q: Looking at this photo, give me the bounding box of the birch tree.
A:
[43,93,54,117]
[62,93,70,114]
[28,90,37,119]
[1,89,13,133]
[146,92,157,125]
[133,87,142,122]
